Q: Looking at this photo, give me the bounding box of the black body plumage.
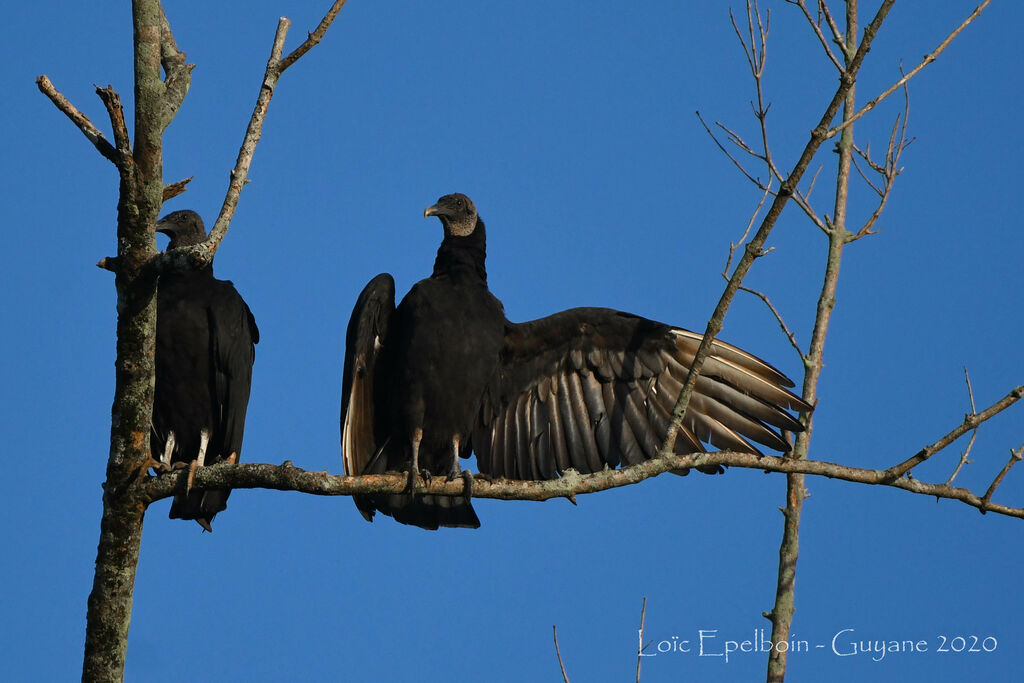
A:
[341,194,809,530]
[152,210,259,531]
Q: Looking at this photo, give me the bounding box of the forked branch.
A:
[35,76,121,167]
[828,1,992,138]
[155,0,350,274]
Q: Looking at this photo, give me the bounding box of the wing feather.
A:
[473,308,810,480]
[341,274,395,483]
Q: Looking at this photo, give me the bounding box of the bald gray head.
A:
[157,210,207,250]
[424,193,478,237]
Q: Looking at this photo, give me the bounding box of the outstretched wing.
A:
[472,308,810,480]
[341,273,395,479]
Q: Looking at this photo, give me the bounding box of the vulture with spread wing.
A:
[341,194,808,530]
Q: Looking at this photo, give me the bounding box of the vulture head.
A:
[157,210,207,250]
[424,193,478,237]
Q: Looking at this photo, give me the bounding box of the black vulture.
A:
[341,193,809,530]
[151,210,259,532]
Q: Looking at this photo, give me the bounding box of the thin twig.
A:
[553,625,571,683]
[885,385,1024,480]
[665,1,898,461]
[846,74,913,243]
[946,368,979,485]
[697,112,769,190]
[980,444,1024,512]
[827,1,992,138]
[722,185,772,276]
[816,0,845,49]
[155,3,348,274]
[851,151,883,195]
[739,285,803,360]
[785,0,843,70]
[36,75,120,165]
[279,0,349,72]
[636,597,647,683]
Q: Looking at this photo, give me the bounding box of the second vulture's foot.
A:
[403,467,420,495]
[444,461,462,482]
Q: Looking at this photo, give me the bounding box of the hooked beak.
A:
[424,203,449,219]
[155,217,173,236]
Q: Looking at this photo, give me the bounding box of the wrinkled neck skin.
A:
[432,218,488,282]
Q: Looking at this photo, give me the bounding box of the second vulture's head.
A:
[424,193,478,237]
[157,210,208,250]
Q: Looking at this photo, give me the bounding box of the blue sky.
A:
[4,1,1022,681]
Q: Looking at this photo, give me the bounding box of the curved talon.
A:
[403,468,418,495]
[472,471,494,485]
[461,470,474,500]
[139,457,167,480]
[445,463,462,482]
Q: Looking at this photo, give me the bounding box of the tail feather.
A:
[355,492,480,530]
[169,489,230,532]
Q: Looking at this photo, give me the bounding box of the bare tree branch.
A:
[35,75,120,166]
[827,1,992,139]
[662,0,897,464]
[134,430,1024,521]
[163,176,194,201]
[280,0,350,72]
[636,597,648,683]
[885,385,1024,480]
[155,2,349,275]
[785,0,844,71]
[553,625,571,683]
[846,78,912,243]
[946,368,979,486]
[739,285,803,360]
[767,1,858,676]
[94,85,132,160]
[696,112,769,189]
[43,2,348,679]
[981,444,1024,511]
[157,6,193,128]
[722,185,772,276]
[816,0,845,49]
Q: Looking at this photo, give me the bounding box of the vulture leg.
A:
[404,428,424,494]
[141,430,178,478]
[445,435,463,481]
[160,431,176,469]
[186,429,210,495]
